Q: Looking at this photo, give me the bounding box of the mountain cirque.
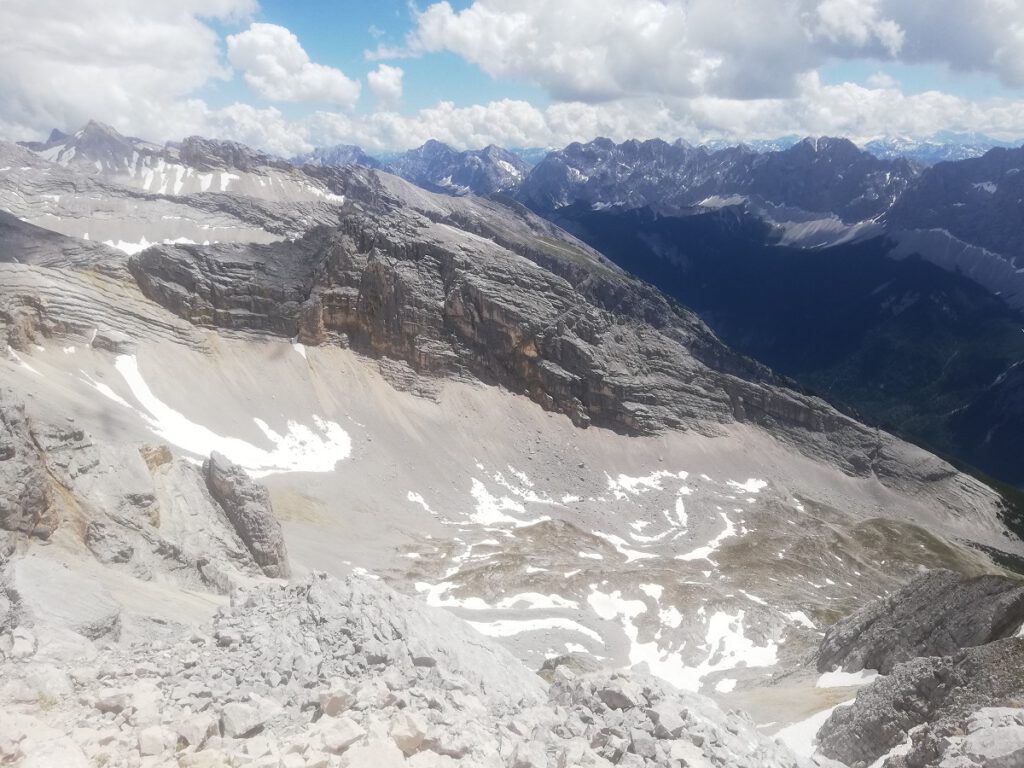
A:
[0,123,1022,766]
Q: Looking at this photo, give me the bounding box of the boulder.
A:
[203,452,290,578]
[0,396,56,537]
[220,702,266,739]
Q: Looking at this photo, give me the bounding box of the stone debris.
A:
[0,573,805,767]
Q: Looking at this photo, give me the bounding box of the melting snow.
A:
[816,668,880,688]
[80,372,134,409]
[103,236,197,255]
[591,531,656,562]
[639,584,663,600]
[588,587,778,692]
[114,354,351,477]
[675,512,737,562]
[406,492,438,516]
[727,478,767,494]
[606,470,687,499]
[6,350,41,376]
[774,701,852,757]
[467,618,603,644]
[785,611,817,630]
[469,478,551,527]
[415,582,492,611]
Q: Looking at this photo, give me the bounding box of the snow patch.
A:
[114,354,351,477]
[774,701,852,758]
[785,611,817,630]
[816,668,879,688]
[727,478,767,494]
[467,618,603,644]
[675,512,737,562]
[605,470,687,499]
[469,478,551,527]
[7,350,41,376]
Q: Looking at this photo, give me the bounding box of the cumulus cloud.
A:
[882,0,1024,88]
[813,0,904,55]
[367,64,404,109]
[226,23,361,107]
[382,0,1024,101]
[1,0,1023,158]
[0,0,256,140]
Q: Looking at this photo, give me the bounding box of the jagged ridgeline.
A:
[1,122,1023,767]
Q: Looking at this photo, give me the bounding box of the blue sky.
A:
[4,0,1024,152]
[207,0,551,115]
[225,1,1023,113]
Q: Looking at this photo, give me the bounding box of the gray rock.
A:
[0,394,56,538]
[320,716,365,754]
[817,568,1024,675]
[203,452,290,578]
[174,713,219,748]
[962,724,1024,768]
[390,711,427,755]
[137,725,172,756]
[220,702,266,739]
[319,682,356,716]
[817,638,1024,766]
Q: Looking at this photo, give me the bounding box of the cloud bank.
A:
[0,0,1022,154]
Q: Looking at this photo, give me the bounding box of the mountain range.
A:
[2,120,1024,767]
[15,122,1024,489]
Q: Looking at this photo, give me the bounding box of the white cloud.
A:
[0,0,256,141]
[883,0,1024,88]
[367,64,404,109]
[302,81,1024,152]
[384,0,1024,101]
[814,0,904,56]
[226,23,361,107]
[0,0,1023,158]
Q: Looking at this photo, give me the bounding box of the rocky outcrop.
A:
[0,394,57,538]
[816,569,1024,675]
[203,452,290,578]
[817,638,1024,766]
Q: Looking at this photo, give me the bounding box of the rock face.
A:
[203,452,290,579]
[817,638,1024,767]
[124,165,1006,529]
[886,145,1024,268]
[0,394,57,538]
[808,570,1024,767]
[817,569,1024,675]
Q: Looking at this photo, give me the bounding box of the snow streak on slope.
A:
[114,355,351,477]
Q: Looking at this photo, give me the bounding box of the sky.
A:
[2,0,1024,155]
